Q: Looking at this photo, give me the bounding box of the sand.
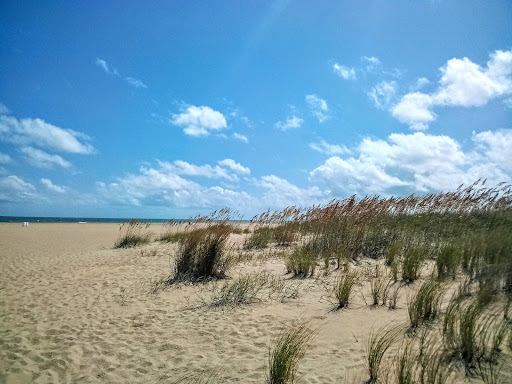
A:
[0,223,500,383]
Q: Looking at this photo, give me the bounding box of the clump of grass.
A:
[267,322,316,384]
[244,226,274,249]
[285,245,317,277]
[174,224,232,280]
[385,239,403,266]
[401,245,426,283]
[332,270,359,309]
[205,274,268,309]
[388,283,402,309]
[159,230,188,243]
[365,324,403,383]
[167,368,222,383]
[442,293,509,374]
[368,266,393,307]
[437,243,461,279]
[113,219,153,248]
[408,279,444,330]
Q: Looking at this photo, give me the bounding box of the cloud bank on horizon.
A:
[0,1,511,218]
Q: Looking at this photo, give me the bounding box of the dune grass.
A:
[113,219,153,248]
[365,324,404,383]
[174,224,233,280]
[332,270,359,309]
[267,322,316,384]
[408,279,444,330]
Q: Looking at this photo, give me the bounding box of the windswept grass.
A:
[267,322,316,384]
[332,270,359,309]
[365,324,404,383]
[113,219,153,248]
[408,279,444,330]
[174,224,233,281]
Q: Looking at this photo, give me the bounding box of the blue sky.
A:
[1,1,511,218]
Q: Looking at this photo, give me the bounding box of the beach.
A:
[0,222,508,383]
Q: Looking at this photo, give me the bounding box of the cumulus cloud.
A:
[309,139,349,156]
[233,132,249,143]
[305,94,329,122]
[95,157,326,214]
[40,178,66,193]
[125,77,147,88]
[392,49,512,130]
[257,175,325,208]
[368,81,397,109]
[0,175,36,201]
[333,63,356,80]
[391,92,436,131]
[21,147,72,169]
[218,159,250,175]
[275,115,303,131]
[0,114,94,154]
[158,158,249,182]
[172,106,228,137]
[310,130,512,195]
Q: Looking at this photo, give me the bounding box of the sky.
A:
[0,1,511,219]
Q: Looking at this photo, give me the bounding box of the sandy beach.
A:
[0,222,508,383]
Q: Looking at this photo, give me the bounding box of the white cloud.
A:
[472,129,512,174]
[95,58,119,76]
[125,77,147,89]
[392,49,512,130]
[362,56,381,70]
[0,115,95,154]
[310,130,512,195]
[309,139,349,156]
[218,159,250,175]
[172,106,227,137]
[275,115,303,131]
[0,175,36,201]
[391,92,435,131]
[40,178,66,193]
[233,132,249,143]
[333,63,356,80]
[305,94,329,122]
[368,81,397,109]
[95,158,326,214]
[21,147,72,169]
[0,152,11,164]
[412,77,431,91]
[257,175,326,208]
[155,158,250,182]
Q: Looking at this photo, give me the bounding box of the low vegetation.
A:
[113,219,153,248]
[117,181,512,382]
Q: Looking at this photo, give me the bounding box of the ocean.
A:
[0,216,173,223]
